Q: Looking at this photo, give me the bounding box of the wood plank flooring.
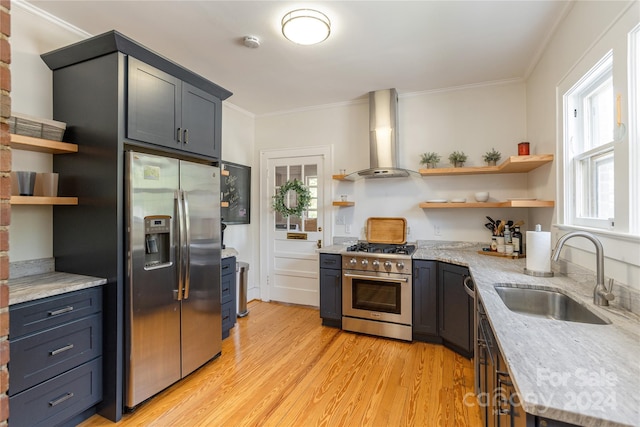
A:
[80,301,482,426]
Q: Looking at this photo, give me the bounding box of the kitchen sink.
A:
[494,285,611,325]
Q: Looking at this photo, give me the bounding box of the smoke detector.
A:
[243,36,260,48]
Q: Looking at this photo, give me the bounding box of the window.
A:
[564,53,615,229]
[560,20,639,237]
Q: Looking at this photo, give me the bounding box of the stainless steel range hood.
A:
[345,88,418,180]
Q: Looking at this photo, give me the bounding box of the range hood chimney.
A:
[345,88,417,180]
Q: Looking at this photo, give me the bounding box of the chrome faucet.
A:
[552,231,614,306]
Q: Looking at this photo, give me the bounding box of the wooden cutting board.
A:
[366,217,407,244]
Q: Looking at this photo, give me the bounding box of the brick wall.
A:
[0,0,9,424]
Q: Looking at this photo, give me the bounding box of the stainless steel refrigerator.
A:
[125,151,221,408]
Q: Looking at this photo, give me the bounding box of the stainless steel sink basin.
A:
[494,285,611,325]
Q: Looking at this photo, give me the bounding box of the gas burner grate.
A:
[346,242,415,256]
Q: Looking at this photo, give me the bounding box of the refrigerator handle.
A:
[182,190,192,299]
[175,189,184,301]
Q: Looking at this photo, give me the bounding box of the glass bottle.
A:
[512,226,522,255]
[504,225,512,244]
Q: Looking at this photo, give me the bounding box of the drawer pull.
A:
[49,392,74,407]
[48,306,74,316]
[50,344,74,356]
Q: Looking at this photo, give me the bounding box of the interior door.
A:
[265,154,327,306]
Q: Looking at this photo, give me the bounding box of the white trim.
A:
[554,224,640,244]
[13,0,93,39]
[629,23,640,235]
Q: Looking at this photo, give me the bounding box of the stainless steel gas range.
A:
[342,242,416,341]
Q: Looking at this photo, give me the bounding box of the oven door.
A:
[342,270,412,325]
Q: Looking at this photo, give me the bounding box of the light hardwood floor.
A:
[80,301,482,426]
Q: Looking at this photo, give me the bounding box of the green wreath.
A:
[272,179,312,218]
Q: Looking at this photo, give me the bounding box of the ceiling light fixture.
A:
[281,9,331,45]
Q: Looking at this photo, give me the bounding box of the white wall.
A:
[9,5,83,262]
[220,103,259,300]
[527,0,639,292]
[256,82,532,243]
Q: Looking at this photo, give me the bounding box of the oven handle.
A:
[343,273,408,283]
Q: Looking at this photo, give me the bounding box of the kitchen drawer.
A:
[221,300,235,338]
[320,253,341,270]
[221,256,235,277]
[10,313,102,395]
[221,266,234,305]
[9,357,103,427]
[10,287,102,338]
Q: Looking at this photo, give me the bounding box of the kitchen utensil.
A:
[486,216,496,225]
[366,217,407,244]
[484,223,495,231]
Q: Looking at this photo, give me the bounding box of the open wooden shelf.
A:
[10,134,77,154]
[419,200,554,209]
[221,201,229,208]
[419,154,553,177]
[221,169,230,176]
[332,174,348,181]
[10,196,78,205]
[332,201,355,207]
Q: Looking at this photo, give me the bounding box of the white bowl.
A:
[474,192,490,202]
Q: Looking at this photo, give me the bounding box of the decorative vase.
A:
[454,162,464,168]
[426,163,436,169]
[487,160,497,167]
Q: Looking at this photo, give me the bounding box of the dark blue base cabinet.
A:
[319,254,342,328]
[221,256,237,339]
[8,287,103,427]
[413,260,474,359]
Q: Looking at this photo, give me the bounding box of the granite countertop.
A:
[222,247,238,259]
[8,272,107,306]
[320,242,640,426]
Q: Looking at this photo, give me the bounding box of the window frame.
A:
[557,17,639,243]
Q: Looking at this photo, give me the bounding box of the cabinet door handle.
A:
[463,276,475,298]
[49,392,74,407]
[48,306,73,316]
[183,128,189,144]
[50,343,74,356]
[177,127,182,143]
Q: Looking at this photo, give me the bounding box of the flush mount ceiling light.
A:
[281,9,331,45]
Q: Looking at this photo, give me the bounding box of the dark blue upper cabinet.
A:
[42,30,232,161]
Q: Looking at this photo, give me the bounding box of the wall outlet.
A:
[434,225,441,236]
[336,216,345,225]
[407,226,411,235]
[345,224,351,234]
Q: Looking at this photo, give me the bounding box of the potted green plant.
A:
[448,151,468,168]
[483,148,502,166]
[420,152,441,169]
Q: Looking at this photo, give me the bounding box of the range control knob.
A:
[349,258,357,266]
[384,261,393,270]
[361,259,369,267]
[396,261,405,270]
[372,260,380,269]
